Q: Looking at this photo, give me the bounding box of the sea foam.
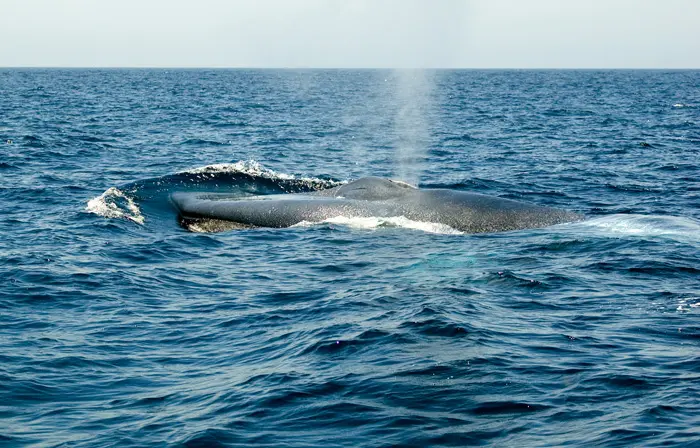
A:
[86,187,144,224]
[293,215,462,235]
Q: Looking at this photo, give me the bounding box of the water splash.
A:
[85,187,144,224]
[179,160,344,191]
[181,160,282,176]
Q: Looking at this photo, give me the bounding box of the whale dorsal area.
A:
[332,177,416,201]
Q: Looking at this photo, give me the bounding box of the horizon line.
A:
[1,66,699,70]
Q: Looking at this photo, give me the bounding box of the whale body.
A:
[171,177,583,233]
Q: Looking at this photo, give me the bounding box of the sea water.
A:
[1,69,699,447]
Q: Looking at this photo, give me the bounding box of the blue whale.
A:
[171,177,583,233]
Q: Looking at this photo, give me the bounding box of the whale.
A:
[171,177,583,233]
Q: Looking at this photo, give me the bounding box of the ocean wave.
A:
[292,215,462,235]
[178,160,343,189]
[86,160,344,226]
[85,187,144,224]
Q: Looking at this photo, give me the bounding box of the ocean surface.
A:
[1,69,699,447]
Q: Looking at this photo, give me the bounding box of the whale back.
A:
[331,177,416,201]
[171,177,583,233]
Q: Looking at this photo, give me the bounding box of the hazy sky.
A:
[2,0,698,68]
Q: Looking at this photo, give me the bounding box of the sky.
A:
[2,0,699,68]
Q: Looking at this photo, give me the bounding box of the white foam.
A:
[573,214,700,244]
[86,187,145,224]
[292,215,462,235]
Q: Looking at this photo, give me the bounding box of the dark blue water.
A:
[1,69,699,447]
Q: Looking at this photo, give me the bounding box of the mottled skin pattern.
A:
[171,177,583,233]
